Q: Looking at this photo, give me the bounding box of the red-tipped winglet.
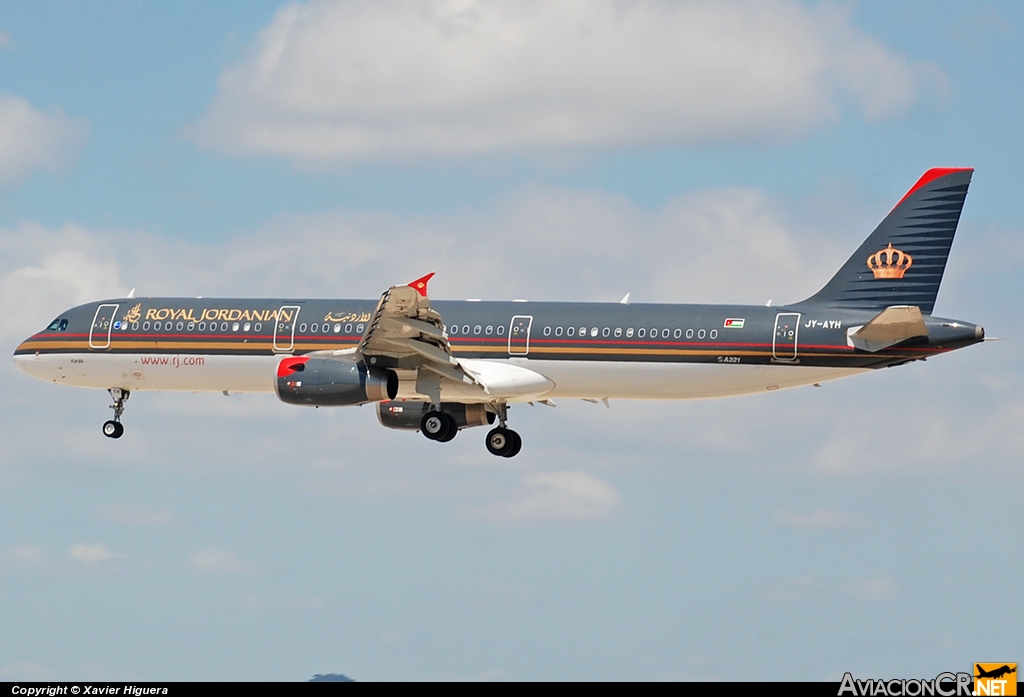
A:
[891,167,973,212]
[408,272,435,297]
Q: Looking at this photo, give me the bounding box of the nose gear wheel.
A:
[103,388,129,439]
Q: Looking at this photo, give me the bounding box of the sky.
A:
[0,0,1021,682]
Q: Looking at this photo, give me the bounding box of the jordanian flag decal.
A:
[723,318,745,328]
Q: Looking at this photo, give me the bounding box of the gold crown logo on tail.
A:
[867,243,913,279]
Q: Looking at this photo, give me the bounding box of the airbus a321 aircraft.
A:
[14,168,984,457]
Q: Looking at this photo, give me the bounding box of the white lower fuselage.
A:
[13,352,866,401]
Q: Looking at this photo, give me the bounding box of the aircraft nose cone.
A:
[975,325,985,340]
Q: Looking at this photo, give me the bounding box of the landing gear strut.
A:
[485,403,521,458]
[102,387,129,439]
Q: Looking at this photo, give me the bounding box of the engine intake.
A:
[276,356,397,406]
[377,401,495,431]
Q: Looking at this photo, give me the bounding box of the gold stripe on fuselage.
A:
[14,338,931,361]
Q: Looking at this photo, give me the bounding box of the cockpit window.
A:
[47,319,69,331]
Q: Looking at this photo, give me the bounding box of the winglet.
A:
[408,273,435,297]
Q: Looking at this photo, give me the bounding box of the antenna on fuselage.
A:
[620,293,630,305]
[127,288,136,298]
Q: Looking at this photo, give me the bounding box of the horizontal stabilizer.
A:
[847,306,928,353]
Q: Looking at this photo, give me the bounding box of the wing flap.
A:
[847,305,928,352]
[357,274,481,389]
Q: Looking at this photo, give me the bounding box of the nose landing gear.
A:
[102,387,129,439]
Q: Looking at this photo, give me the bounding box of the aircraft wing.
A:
[356,274,480,388]
[847,305,929,353]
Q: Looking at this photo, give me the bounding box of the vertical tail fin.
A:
[799,168,973,315]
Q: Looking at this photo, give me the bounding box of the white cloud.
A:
[0,223,127,343]
[759,576,897,603]
[0,663,53,681]
[69,543,125,565]
[187,548,254,574]
[7,544,46,566]
[0,94,87,184]
[0,185,829,350]
[189,0,934,161]
[844,577,898,602]
[474,470,620,522]
[773,507,859,530]
[97,504,176,526]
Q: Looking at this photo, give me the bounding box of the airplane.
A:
[13,168,984,457]
[975,665,1016,680]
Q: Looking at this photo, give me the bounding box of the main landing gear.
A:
[419,403,522,457]
[102,387,129,439]
[485,426,521,458]
[420,410,458,443]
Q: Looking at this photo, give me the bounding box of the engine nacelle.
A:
[276,356,397,406]
[377,401,495,431]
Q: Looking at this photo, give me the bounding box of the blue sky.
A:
[0,0,1021,681]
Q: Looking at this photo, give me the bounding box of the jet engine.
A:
[377,401,494,431]
[276,356,397,406]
